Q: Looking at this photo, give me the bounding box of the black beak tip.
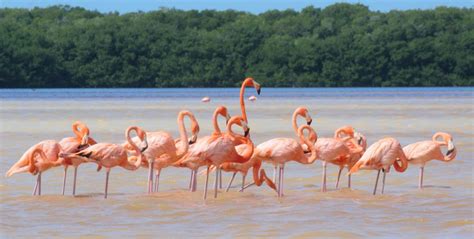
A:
[257,88,261,95]
[244,130,250,137]
[446,148,454,156]
[189,139,196,145]
[307,120,312,126]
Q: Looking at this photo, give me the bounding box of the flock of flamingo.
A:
[5,78,457,199]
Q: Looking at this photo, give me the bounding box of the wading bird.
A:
[173,106,231,192]
[349,137,408,195]
[61,126,148,198]
[254,124,318,197]
[314,126,364,192]
[6,140,63,195]
[403,132,456,189]
[126,110,199,193]
[59,121,97,195]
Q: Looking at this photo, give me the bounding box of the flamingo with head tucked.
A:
[126,110,200,193]
[403,132,456,189]
[6,140,63,195]
[223,106,313,191]
[314,126,364,192]
[59,121,97,195]
[61,126,148,198]
[333,132,368,189]
[173,106,231,192]
[349,137,408,195]
[253,124,318,197]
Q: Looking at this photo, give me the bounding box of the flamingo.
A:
[403,132,456,189]
[6,140,63,195]
[125,110,200,193]
[252,124,318,197]
[201,97,210,103]
[314,126,364,192]
[349,137,409,195]
[180,116,257,199]
[223,106,313,191]
[334,132,367,189]
[248,95,257,102]
[61,126,148,198]
[59,121,97,195]
[173,106,231,192]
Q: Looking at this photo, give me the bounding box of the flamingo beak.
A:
[307,119,312,126]
[257,88,261,95]
[189,135,197,145]
[140,135,148,153]
[244,128,250,137]
[446,140,455,156]
[226,113,231,124]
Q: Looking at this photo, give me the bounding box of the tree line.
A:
[0,4,472,88]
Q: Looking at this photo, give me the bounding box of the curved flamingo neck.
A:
[240,138,254,162]
[292,110,301,136]
[298,126,318,164]
[432,132,448,146]
[29,147,48,174]
[240,78,254,123]
[212,108,226,135]
[175,111,191,159]
[72,122,82,140]
[125,126,143,168]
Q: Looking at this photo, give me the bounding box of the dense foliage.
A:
[0,4,473,88]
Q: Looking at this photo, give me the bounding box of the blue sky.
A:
[1,0,472,13]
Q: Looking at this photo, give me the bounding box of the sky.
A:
[1,0,472,13]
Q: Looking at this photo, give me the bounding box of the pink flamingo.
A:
[59,121,97,195]
[223,106,313,191]
[173,106,231,192]
[125,110,200,193]
[314,126,364,192]
[253,124,318,197]
[333,132,367,189]
[61,126,147,198]
[181,116,257,199]
[349,137,409,195]
[403,132,456,188]
[6,140,63,195]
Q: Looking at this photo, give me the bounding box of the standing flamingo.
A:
[333,132,367,189]
[349,137,408,195]
[180,116,258,199]
[125,110,199,193]
[6,140,63,195]
[173,106,231,192]
[314,126,364,192]
[403,132,456,189]
[253,124,318,197]
[59,121,97,195]
[61,126,148,198]
[223,106,313,191]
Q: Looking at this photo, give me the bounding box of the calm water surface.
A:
[1,88,473,238]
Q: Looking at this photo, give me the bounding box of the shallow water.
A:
[0,88,473,238]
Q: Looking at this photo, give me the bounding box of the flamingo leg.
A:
[154,169,161,192]
[240,174,246,192]
[321,161,327,192]
[347,167,351,188]
[226,172,237,192]
[72,167,78,196]
[203,166,210,200]
[219,167,223,189]
[373,169,381,195]
[281,164,285,197]
[381,169,386,194]
[335,167,343,189]
[62,166,67,195]
[33,173,40,196]
[419,167,424,189]
[189,170,194,191]
[214,166,219,198]
[148,161,154,194]
[241,182,255,191]
[278,164,285,197]
[192,169,198,192]
[273,165,277,183]
[104,169,110,199]
[38,172,42,196]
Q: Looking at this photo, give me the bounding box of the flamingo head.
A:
[133,127,148,153]
[433,132,455,156]
[244,77,261,95]
[189,120,200,145]
[354,132,367,151]
[215,106,231,124]
[336,125,355,139]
